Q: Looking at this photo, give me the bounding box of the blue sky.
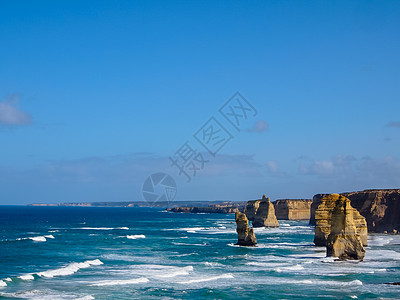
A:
[1,1,399,204]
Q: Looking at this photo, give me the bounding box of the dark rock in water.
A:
[310,189,400,233]
[235,212,257,246]
[314,194,367,247]
[244,195,279,228]
[325,194,366,260]
[273,199,312,220]
[385,282,400,285]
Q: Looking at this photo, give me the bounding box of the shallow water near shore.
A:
[1,206,400,299]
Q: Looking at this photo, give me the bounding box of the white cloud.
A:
[0,95,32,126]
[247,120,269,133]
[298,154,400,187]
[266,160,279,174]
[299,160,334,175]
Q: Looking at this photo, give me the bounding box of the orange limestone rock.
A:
[244,195,279,228]
[235,212,257,246]
[314,194,367,247]
[326,196,366,260]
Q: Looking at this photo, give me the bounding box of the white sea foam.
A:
[16,235,55,242]
[0,280,6,287]
[368,235,393,247]
[275,264,304,272]
[127,235,146,239]
[91,277,149,286]
[174,253,199,257]
[37,259,103,278]
[19,274,34,280]
[75,296,95,300]
[124,264,194,279]
[172,242,207,246]
[204,262,223,267]
[164,226,236,235]
[365,250,400,260]
[48,230,59,233]
[4,278,12,282]
[0,289,95,300]
[154,266,193,278]
[76,227,129,230]
[178,273,234,284]
[30,236,47,242]
[246,262,291,268]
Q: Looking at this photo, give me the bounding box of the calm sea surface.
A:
[0,206,400,299]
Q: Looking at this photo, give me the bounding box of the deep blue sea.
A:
[1,206,400,299]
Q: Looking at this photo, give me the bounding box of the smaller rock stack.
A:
[244,195,279,228]
[326,196,366,260]
[235,212,257,246]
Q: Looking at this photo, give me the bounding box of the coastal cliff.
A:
[310,189,400,233]
[244,195,279,228]
[314,194,368,247]
[273,199,312,220]
[326,195,366,260]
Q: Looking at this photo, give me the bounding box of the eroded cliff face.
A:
[310,189,400,233]
[273,199,312,220]
[235,212,257,246]
[326,195,366,260]
[314,194,367,247]
[244,195,279,228]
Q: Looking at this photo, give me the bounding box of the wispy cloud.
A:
[298,154,400,186]
[299,160,334,175]
[247,120,269,133]
[201,153,263,177]
[0,94,32,126]
[265,160,289,177]
[386,121,400,128]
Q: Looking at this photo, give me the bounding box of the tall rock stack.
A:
[235,212,257,246]
[314,194,367,247]
[244,195,279,228]
[326,196,366,260]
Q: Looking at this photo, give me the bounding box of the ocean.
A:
[0,206,399,299]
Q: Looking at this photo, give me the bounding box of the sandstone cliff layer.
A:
[235,212,257,246]
[310,189,400,233]
[314,194,367,247]
[273,199,312,220]
[326,195,366,260]
[244,195,279,227]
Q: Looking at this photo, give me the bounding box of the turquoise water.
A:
[1,206,400,299]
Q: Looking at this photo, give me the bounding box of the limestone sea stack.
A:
[244,195,279,228]
[273,199,312,220]
[326,196,366,260]
[235,212,257,246]
[310,189,400,233]
[314,194,367,247]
